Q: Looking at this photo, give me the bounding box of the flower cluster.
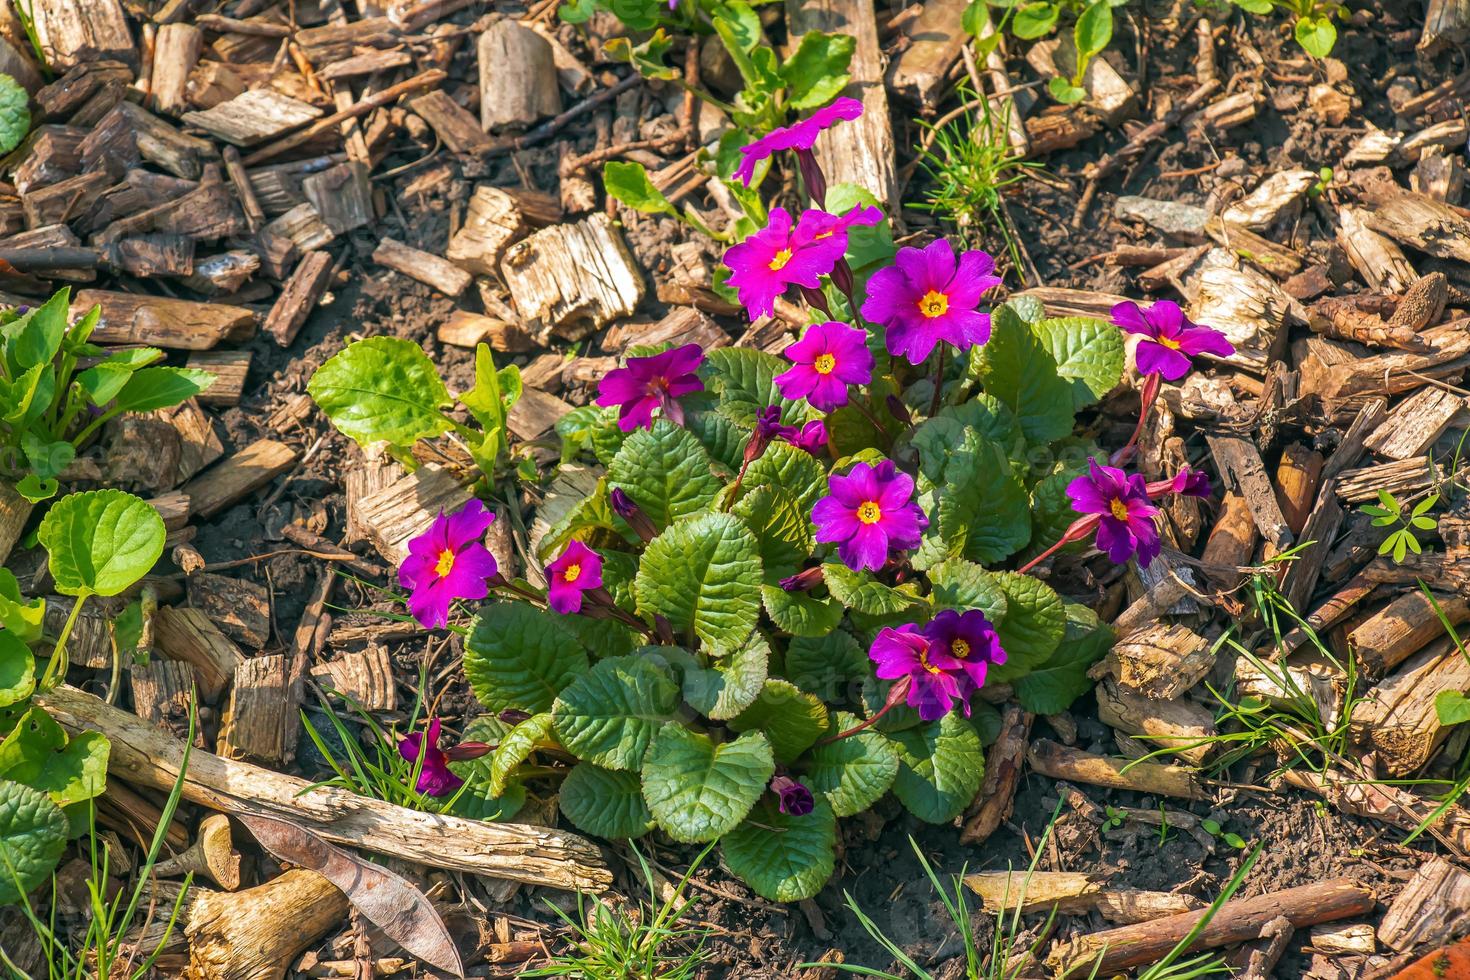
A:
[870,610,1006,721]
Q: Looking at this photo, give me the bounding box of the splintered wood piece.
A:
[183,90,323,146]
[1361,184,1470,264]
[1364,387,1468,460]
[373,236,471,297]
[344,445,406,547]
[37,685,613,891]
[508,387,574,440]
[477,20,560,130]
[960,704,1030,845]
[147,491,191,531]
[1280,480,1342,612]
[446,185,531,275]
[181,439,299,520]
[886,0,969,108]
[604,307,728,355]
[77,290,255,350]
[964,872,1204,920]
[185,869,346,980]
[317,49,414,81]
[1352,635,1470,774]
[31,0,135,70]
[1307,296,1419,349]
[1188,257,1288,373]
[263,202,334,254]
[153,606,246,701]
[1205,433,1293,549]
[311,646,397,712]
[354,464,472,565]
[1095,678,1215,765]
[1283,766,1470,853]
[1322,398,1390,482]
[217,655,295,766]
[87,102,218,181]
[294,18,396,64]
[410,90,493,154]
[1421,0,1470,54]
[264,250,333,346]
[1200,491,1256,594]
[502,214,644,341]
[45,599,112,668]
[1275,443,1324,534]
[158,400,224,486]
[301,162,373,235]
[786,0,897,209]
[128,660,197,739]
[188,573,271,650]
[1337,206,1416,292]
[1334,456,1433,504]
[10,125,86,195]
[1026,740,1207,800]
[20,165,110,229]
[437,311,532,351]
[1026,105,1098,154]
[1310,922,1376,955]
[1220,169,1317,229]
[113,234,197,279]
[0,481,32,566]
[1379,857,1470,952]
[185,351,252,408]
[1093,624,1215,701]
[1047,879,1375,978]
[1116,196,1208,240]
[1412,145,1466,203]
[152,24,203,116]
[1235,658,1345,730]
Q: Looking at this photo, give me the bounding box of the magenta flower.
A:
[1067,458,1161,568]
[734,97,863,186]
[545,540,603,614]
[783,419,828,456]
[812,460,927,572]
[399,500,499,629]
[923,609,1006,691]
[775,321,873,411]
[398,718,491,797]
[869,624,971,722]
[861,240,1002,365]
[595,343,704,431]
[723,206,879,319]
[1111,300,1234,380]
[769,775,814,816]
[1148,466,1211,499]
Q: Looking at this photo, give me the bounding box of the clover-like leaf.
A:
[559,763,654,839]
[641,725,773,843]
[464,603,589,715]
[729,679,828,764]
[607,420,722,530]
[890,713,984,824]
[0,779,68,906]
[307,337,454,450]
[38,490,166,598]
[722,797,836,902]
[635,512,763,653]
[553,656,679,771]
[802,712,899,817]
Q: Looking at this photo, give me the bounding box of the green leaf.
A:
[714,1,762,53]
[75,349,161,407]
[971,305,1076,443]
[464,603,589,715]
[1027,465,1088,555]
[988,571,1067,681]
[487,712,555,798]
[460,345,517,472]
[603,161,677,217]
[915,439,1031,568]
[559,763,654,839]
[0,73,29,156]
[308,337,453,450]
[7,289,69,371]
[447,716,525,821]
[1031,317,1124,411]
[704,347,810,427]
[685,409,748,474]
[553,656,679,772]
[1435,690,1470,726]
[604,29,678,80]
[1232,0,1272,11]
[0,709,109,807]
[891,713,984,824]
[803,712,899,817]
[635,512,763,653]
[0,571,43,645]
[641,726,773,843]
[928,559,1008,620]
[0,779,68,906]
[1014,605,1113,713]
[111,367,214,415]
[823,563,922,617]
[733,485,812,582]
[0,634,34,710]
[1074,0,1113,59]
[1048,76,1087,104]
[722,797,836,902]
[785,632,868,701]
[38,489,166,598]
[21,432,73,482]
[729,679,828,764]
[1,364,53,426]
[762,585,845,637]
[1294,13,1336,57]
[740,442,828,511]
[607,420,722,530]
[682,635,769,720]
[779,32,855,110]
[1012,1,1060,38]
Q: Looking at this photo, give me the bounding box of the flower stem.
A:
[1110,372,1162,468]
[1016,537,1068,576]
[39,594,87,692]
[928,344,947,419]
[818,677,909,745]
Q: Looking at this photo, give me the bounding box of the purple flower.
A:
[775,321,873,411]
[723,206,880,319]
[1067,458,1161,568]
[861,240,1002,365]
[1149,466,1211,499]
[812,460,927,572]
[734,97,864,186]
[869,624,971,722]
[923,609,1006,691]
[398,500,499,629]
[611,487,658,542]
[1111,300,1234,380]
[770,775,814,816]
[783,419,828,456]
[398,718,490,797]
[595,343,704,431]
[545,540,603,615]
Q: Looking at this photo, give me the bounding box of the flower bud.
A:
[779,566,825,593]
[610,487,658,543]
[769,775,814,816]
[795,148,827,209]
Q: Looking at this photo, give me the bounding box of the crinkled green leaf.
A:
[685,409,748,475]
[914,438,1031,568]
[607,420,722,530]
[762,584,844,636]
[803,712,899,817]
[987,571,1067,682]
[784,631,868,701]
[971,304,1075,443]
[891,713,984,824]
[734,485,812,582]
[823,563,922,616]
[308,337,453,450]
[722,797,836,902]
[635,512,763,653]
[488,712,555,797]
[553,656,678,771]
[38,490,166,598]
[1014,604,1113,713]
[703,347,809,427]
[464,603,589,714]
[729,679,828,764]
[0,779,68,906]
[0,73,29,156]
[641,726,773,843]
[927,559,1008,621]
[740,442,827,511]
[1031,317,1124,411]
[682,635,768,720]
[559,763,653,839]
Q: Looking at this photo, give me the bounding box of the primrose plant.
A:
[308,102,1230,903]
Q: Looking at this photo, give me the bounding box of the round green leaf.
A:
[552,656,679,771]
[607,420,723,530]
[729,679,828,764]
[0,73,31,158]
[682,635,768,720]
[802,712,899,817]
[1012,1,1059,38]
[0,779,68,906]
[0,634,35,709]
[38,489,166,598]
[0,709,109,807]
[307,337,454,449]
[740,442,827,511]
[761,585,845,637]
[1294,14,1336,57]
[559,763,654,839]
[488,712,555,797]
[784,631,868,701]
[891,713,984,824]
[464,603,589,715]
[722,797,836,902]
[640,726,773,843]
[927,559,1008,620]
[635,512,763,653]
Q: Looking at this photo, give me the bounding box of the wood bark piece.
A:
[477,20,561,130]
[1092,624,1215,700]
[1026,740,1207,799]
[0,482,31,566]
[437,311,531,352]
[1421,0,1470,54]
[1364,387,1468,460]
[373,236,471,297]
[152,24,203,116]
[508,387,574,440]
[1352,635,1470,773]
[960,704,1029,845]
[128,659,197,740]
[183,90,323,146]
[217,654,295,766]
[1310,922,1376,955]
[1335,456,1434,504]
[77,290,255,350]
[186,350,251,407]
[1337,206,1416,292]
[44,599,112,668]
[1297,326,1470,418]
[886,0,970,108]
[446,185,532,275]
[317,49,414,82]
[786,0,898,210]
[180,439,298,520]
[1281,766,1470,854]
[1221,170,1316,229]
[1275,443,1324,534]
[1188,257,1289,373]
[1095,678,1214,765]
[311,647,397,712]
[302,162,374,235]
[501,214,645,341]
[264,250,333,346]
[185,869,347,980]
[1349,589,1470,677]
[188,573,270,650]
[410,90,493,154]
[1361,184,1470,264]
[1235,658,1345,729]
[606,307,728,355]
[1322,398,1390,482]
[1378,857,1470,952]
[153,605,245,702]
[294,18,396,65]
[1047,879,1375,977]
[1412,145,1466,203]
[1026,38,1137,127]
[1200,491,1255,594]
[31,0,135,70]
[36,685,612,891]
[263,202,333,255]
[354,463,471,565]
[1280,480,1342,612]
[1205,433,1293,550]
[965,872,1204,920]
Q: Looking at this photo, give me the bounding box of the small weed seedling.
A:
[1307,166,1334,199]
[1198,819,1248,850]
[1100,805,1125,832]
[1361,489,1438,564]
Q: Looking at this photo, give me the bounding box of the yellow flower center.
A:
[1109,498,1130,520]
[918,649,943,674]
[1157,335,1182,350]
[435,549,456,578]
[813,353,837,375]
[952,639,970,659]
[857,501,882,524]
[918,290,949,318]
[563,563,582,584]
[769,249,793,271]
